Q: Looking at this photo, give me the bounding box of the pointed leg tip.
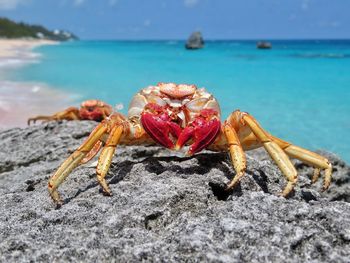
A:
[52,198,63,209]
[102,190,113,196]
[101,186,113,196]
[27,118,36,126]
[280,187,294,198]
[225,185,233,192]
[279,189,291,198]
[49,189,64,208]
[98,179,113,196]
[279,193,287,198]
[225,181,236,191]
[322,184,330,192]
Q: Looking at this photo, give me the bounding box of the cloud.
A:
[184,0,199,8]
[0,0,28,10]
[143,19,151,27]
[318,20,341,28]
[109,0,118,6]
[301,0,310,11]
[73,0,85,6]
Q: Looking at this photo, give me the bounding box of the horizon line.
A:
[78,38,350,41]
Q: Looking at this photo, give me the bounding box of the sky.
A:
[0,0,349,40]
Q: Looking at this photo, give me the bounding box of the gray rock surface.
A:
[0,121,349,262]
[185,31,204,49]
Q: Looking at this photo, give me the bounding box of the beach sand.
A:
[0,81,76,129]
[0,39,76,128]
[0,39,56,58]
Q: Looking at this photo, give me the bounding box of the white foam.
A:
[0,57,40,69]
[0,58,26,67]
[0,99,11,111]
[31,86,41,93]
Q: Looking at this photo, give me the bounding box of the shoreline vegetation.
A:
[0,17,78,41]
[0,39,75,129]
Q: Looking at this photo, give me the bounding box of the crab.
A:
[48,83,332,206]
[27,100,112,125]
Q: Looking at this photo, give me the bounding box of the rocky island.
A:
[185,31,204,49]
[0,121,349,262]
[257,41,272,49]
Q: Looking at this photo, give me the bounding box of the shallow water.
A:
[8,40,350,162]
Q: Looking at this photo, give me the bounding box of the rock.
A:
[0,121,349,262]
[185,31,204,50]
[257,41,272,49]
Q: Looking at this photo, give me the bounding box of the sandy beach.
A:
[0,39,75,129]
[0,39,56,59]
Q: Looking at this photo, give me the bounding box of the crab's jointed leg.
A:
[96,125,123,195]
[48,112,130,206]
[242,114,298,196]
[28,107,80,125]
[80,140,104,164]
[271,135,332,190]
[223,123,247,189]
[223,110,332,196]
[48,122,109,205]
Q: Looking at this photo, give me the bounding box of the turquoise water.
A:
[11,40,350,162]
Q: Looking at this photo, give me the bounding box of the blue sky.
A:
[0,0,349,39]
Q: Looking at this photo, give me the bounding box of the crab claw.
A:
[141,103,182,149]
[176,109,221,155]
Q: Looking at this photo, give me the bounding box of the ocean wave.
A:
[166,41,179,45]
[0,58,40,68]
[291,53,350,59]
[233,54,260,60]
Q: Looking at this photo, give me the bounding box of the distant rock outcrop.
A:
[185,31,204,49]
[0,17,78,41]
[257,41,272,49]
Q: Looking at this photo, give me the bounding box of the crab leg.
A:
[223,123,247,190]
[96,125,124,195]
[28,107,80,125]
[242,114,298,196]
[270,136,332,190]
[80,140,104,164]
[48,122,108,206]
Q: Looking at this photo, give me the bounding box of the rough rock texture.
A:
[185,31,204,49]
[0,121,349,262]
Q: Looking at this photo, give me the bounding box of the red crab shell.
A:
[79,100,113,121]
[127,82,222,155]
